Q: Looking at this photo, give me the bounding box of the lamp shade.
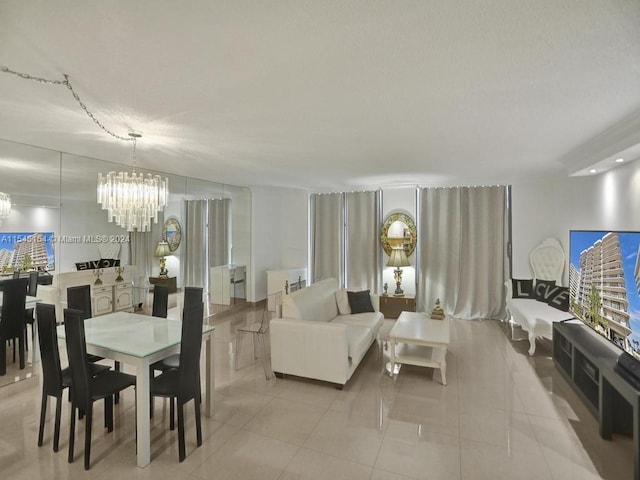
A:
[386,246,410,267]
[154,241,171,258]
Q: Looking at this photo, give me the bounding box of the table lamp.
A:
[154,241,171,277]
[387,245,410,296]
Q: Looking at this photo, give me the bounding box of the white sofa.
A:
[505,238,573,355]
[270,278,384,388]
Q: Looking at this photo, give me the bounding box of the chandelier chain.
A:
[1,65,134,143]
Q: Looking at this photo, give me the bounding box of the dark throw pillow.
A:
[547,286,570,312]
[534,279,557,302]
[347,290,375,314]
[511,279,534,299]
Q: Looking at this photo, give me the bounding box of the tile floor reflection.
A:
[0,306,634,479]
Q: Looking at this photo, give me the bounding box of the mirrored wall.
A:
[0,138,251,387]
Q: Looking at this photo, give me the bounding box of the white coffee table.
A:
[388,311,450,385]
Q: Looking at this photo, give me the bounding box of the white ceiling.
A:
[1,1,639,191]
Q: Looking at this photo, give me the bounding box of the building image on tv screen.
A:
[569,231,640,358]
[0,232,55,273]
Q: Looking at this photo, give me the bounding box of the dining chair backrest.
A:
[27,271,39,297]
[0,278,28,338]
[183,287,203,309]
[36,303,64,396]
[63,308,93,408]
[67,285,92,320]
[178,302,204,402]
[152,285,169,318]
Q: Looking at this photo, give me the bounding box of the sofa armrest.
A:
[270,317,350,384]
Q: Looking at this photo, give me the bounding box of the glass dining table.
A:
[57,311,215,468]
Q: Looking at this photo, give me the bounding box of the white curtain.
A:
[346,191,381,291]
[129,215,163,285]
[183,200,207,289]
[208,198,231,267]
[417,186,507,319]
[311,193,344,284]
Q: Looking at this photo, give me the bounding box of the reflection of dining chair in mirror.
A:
[24,271,38,351]
[0,277,28,374]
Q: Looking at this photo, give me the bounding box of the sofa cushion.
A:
[345,324,373,361]
[534,279,556,302]
[333,311,384,335]
[547,286,570,312]
[348,290,375,313]
[335,289,351,315]
[511,278,534,299]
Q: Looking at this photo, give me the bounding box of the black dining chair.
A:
[152,287,203,372]
[151,285,169,318]
[66,285,106,364]
[36,303,110,452]
[0,277,28,375]
[63,308,136,470]
[184,286,203,309]
[24,271,38,351]
[150,302,204,462]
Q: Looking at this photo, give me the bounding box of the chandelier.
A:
[97,133,168,232]
[0,192,11,218]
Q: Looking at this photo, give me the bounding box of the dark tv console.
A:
[553,321,639,479]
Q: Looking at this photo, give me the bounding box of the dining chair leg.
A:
[195,395,202,447]
[170,397,175,431]
[37,390,47,446]
[18,336,25,369]
[84,404,93,470]
[0,339,6,375]
[53,395,63,452]
[68,405,76,463]
[104,396,114,432]
[177,401,186,462]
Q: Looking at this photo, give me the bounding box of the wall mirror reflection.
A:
[0,138,251,388]
[380,212,417,257]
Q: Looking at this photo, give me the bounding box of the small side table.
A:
[148,276,177,294]
[379,294,416,319]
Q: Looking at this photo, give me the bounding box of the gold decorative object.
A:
[430,298,445,320]
[387,246,410,296]
[93,268,103,285]
[115,266,124,282]
[154,241,171,277]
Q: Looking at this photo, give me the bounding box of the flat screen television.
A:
[568,230,640,357]
[0,231,55,272]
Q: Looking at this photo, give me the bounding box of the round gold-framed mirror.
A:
[380,212,417,257]
[163,216,182,252]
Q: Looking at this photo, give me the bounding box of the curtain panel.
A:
[310,193,344,284]
[345,191,381,292]
[417,185,507,319]
[311,191,381,290]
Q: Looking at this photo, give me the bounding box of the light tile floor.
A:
[0,307,634,479]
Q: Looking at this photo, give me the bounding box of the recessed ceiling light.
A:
[590,169,597,174]
[616,158,624,163]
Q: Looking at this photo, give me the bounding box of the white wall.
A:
[250,186,308,302]
[510,160,640,285]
